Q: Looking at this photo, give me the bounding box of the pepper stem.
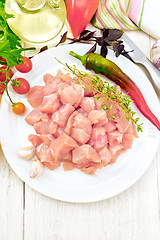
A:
[69,51,87,66]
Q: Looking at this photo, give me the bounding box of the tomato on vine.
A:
[12,77,30,94]
[0,83,6,94]
[0,66,13,82]
[0,57,7,65]
[12,102,26,115]
[16,57,32,73]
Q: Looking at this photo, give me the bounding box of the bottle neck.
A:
[16,0,46,11]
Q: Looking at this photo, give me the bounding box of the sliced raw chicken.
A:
[48,121,58,134]
[52,104,74,128]
[28,134,43,147]
[108,130,123,146]
[71,128,90,144]
[25,70,137,175]
[43,73,57,84]
[38,144,53,163]
[63,161,76,171]
[34,120,50,135]
[60,152,72,161]
[40,93,60,113]
[40,134,55,146]
[54,126,65,138]
[60,83,84,107]
[98,147,112,165]
[65,111,79,135]
[73,113,92,135]
[27,86,44,108]
[72,144,101,164]
[43,79,57,96]
[25,108,49,126]
[49,133,78,161]
[88,110,107,125]
[122,134,134,149]
[43,161,61,170]
[103,120,117,132]
[89,127,108,150]
[80,97,95,113]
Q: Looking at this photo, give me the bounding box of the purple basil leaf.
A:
[85,43,97,54]
[55,31,68,47]
[96,37,104,46]
[81,31,96,40]
[80,30,92,38]
[121,50,134,62]
[113,42,121,57]
[39,46,48,53]
[106,29,123,41]
[100,44,108,58]
[102,29,109,39]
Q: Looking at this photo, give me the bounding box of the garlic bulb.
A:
[17,146,36,160]
[151,40,160,70]
[30,159,44,178]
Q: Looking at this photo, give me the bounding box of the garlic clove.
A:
[17,146,36,160]
[151,40,160,70]
[30,159,44,178]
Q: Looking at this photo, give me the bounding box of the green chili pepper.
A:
[70,51,160,131]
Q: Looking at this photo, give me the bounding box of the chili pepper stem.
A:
[70,51,87,66]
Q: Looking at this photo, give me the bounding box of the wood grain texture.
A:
[1,29,160,240]
[0,146,23,240]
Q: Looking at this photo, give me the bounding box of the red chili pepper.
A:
[70,51,160,131]
[65,0,100,38]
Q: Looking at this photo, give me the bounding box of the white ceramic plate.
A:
[0,44,160,203]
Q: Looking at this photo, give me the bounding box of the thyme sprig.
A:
[56,58,143,132]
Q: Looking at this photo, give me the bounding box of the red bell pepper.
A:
[65,0,100,38]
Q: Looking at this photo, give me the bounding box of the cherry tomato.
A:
[0,66,14,82]
[0,57,7,65]
[0,83,6,95]
[15,57,32,73]
[12,102,26,115]
[12,78,30,94]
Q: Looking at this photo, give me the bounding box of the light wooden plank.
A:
[0,146,24,240]
[24,156,160,240]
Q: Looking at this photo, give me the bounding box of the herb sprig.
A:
[56,59,143,132]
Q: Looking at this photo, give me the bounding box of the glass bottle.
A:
[5,0,66,44]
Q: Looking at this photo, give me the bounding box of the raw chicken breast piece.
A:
[103,120,117,132]
[122,134,134,149]
[60,83,84,107]
[25,108,49,126]
[40,93,60,113]
[34,120,50,135]
[72,144,101,164]
[71,128,90,144]
[98,147,112,165]
[108,130,123,146]
[38,144,53,163]
[49,133,78,161]
[52,104,74,128]
[80,97,95,113]
[40,134,55,146]
[88,110,107,125]
[43,73,57,84]
[54,127,65,138]
[89,127,108,150]
[73,113,92,135]
[27,86,44,108]
[65,111,79,135]
[48,121,58,134]
[28,134,43,147]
